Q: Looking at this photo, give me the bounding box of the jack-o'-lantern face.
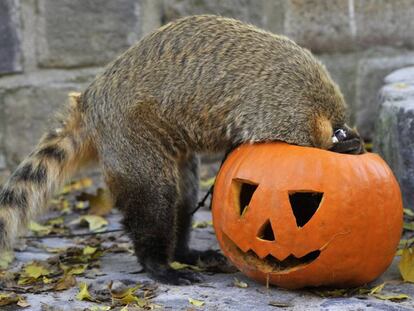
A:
[212,143,403,289]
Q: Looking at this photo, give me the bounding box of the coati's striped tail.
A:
[0,92,97,250]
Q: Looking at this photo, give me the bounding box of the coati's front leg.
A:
[173,154,226,266]
[102,141,203,285]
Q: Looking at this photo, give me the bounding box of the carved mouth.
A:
[222,233,321,272]
[245,249,320,271]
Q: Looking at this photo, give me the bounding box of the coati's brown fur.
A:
[0,15,363,284]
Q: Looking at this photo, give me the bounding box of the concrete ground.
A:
[1,161,414,311]
[0,209,413,311]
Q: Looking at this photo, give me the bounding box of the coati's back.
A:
[83,15,347,153]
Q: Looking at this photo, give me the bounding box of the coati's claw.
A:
[196,250,228,266]
[175,249,235,273]
[175,249,226,265]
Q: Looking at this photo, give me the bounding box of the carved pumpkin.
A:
[212,142,403,289]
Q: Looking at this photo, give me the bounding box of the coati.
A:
[0,15,364,285]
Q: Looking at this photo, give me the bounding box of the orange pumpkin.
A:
[212,142,403,289]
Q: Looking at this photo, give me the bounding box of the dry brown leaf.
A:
[54,274,77,291]
[17,297,31,308]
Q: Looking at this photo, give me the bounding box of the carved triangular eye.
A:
[257,219,275,241]
[232,179,258,216]
[289,191,323,227]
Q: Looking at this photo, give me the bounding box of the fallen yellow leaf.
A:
[399,248,414,282]
[90,306,111,311]
[403,222,414,231]
[46,216,64,226]
[200,177,215,189]
[369,282,385,295]
[28,221,52,236]
[233,278,248,288]
[0,293,19,306]
[0,251,14,269]
[110,283,143,306]
[404,208,414,217]
[399,238,414,248]
[25,263,50,279]
[373,293,409,301]
[75,201,89,210]
[188,298,205,307]
[394,82,409,89]
[80,215,108,232]
[83,246,98,256]
[76,282,94,301]
[192,220,213,229]
[60,177,93,194]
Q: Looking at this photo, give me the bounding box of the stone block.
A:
[141,0,164,36]
[355,0,414,50]
[1,82,86,167]
[355,52,414,140]
[162,0,285,34]
[374,69,414,210]
[36,0,143,68]
[0,0,22,75]
[284,0,353,53]
[385,66,414,84]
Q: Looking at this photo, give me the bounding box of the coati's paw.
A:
[330,137,364,154]
[145,263,204,285]
[193,249,227,266]
[176,249,236,273]
[330,127,365,155]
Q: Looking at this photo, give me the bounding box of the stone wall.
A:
[1,0,414,179]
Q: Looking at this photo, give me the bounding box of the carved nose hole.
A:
[232,179,258,216]
[257,219,275,241]
[288,191,323,227]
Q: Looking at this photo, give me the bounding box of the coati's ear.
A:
[68,92,81,109]
[330,125,366,155]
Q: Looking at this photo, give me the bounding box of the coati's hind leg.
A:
[101,140,202,285]
[173,154,226,266]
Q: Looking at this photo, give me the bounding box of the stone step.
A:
[374,67,414,210]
